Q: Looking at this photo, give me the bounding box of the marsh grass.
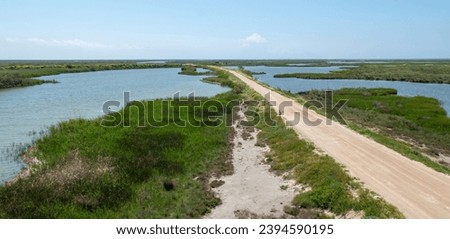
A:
[0,61,181,89]
[178,65,213,76]
[224,70,403,218]
[0,74,57,89]
[274,63,450,84]
[0,91,239,218]
[300,88,450,172]
[252,103,403,218]
[0,68,405,219]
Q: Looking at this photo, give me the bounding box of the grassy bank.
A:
[236,66,266,77]
[299,88,450,174]
[0,61,181,89]
[178,64,212,76]
[274,63,450,84]
[0,91,239,218]
[0,67,404,219]
[254,104,403,218]
[0,74,58,89]
[238,67,450,174]
[222,71,403,218]
[202,70,245,93]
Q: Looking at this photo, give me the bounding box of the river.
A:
[0,68,227,184]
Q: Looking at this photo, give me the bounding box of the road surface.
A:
[224,68,450,218]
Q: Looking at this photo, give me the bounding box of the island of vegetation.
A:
[273,63,450,84]
[0,61,181,89]
[178,64,213,76]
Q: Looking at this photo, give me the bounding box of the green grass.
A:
[0,61,181,89]
[0,92,238,218]
[239,64,450,174]
[299,88,450,174]
[202,70,245,94]
[0,74,57,89]
[274,63,450,84]
[172,59,326,67]
[0,67,404,219]
[178,65,212,76]
[348,123,450,175]
[237,66,266,77]
[252,103,403,218]
[218,70,403,218]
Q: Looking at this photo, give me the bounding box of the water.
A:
[195,67,212,73]
[246,66,342,74]
[327,60,389,64]
[245,66,450,116]
[136,60,167,64]
[287,63,308,66]
[2,65,448,183]
[0,68,228,184]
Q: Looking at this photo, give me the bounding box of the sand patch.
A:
[206,110,301,218]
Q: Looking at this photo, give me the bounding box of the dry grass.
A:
[36,150,114,188]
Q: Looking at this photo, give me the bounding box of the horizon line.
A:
[1,58,450,62]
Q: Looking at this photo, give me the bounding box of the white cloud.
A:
[241,33,267,46]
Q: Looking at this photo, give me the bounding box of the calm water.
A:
[246,66,450,116]
[0,68,228,184]
[136,60,167,64]
[195,67,211,73]
[2,66,449,184]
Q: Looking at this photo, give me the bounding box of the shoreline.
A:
[4,146,40,185]
[0,62,181,90]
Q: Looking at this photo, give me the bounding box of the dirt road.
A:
[224,68,450,218]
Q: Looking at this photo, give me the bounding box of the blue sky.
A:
[1,0,449,59]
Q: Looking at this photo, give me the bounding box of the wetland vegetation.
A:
[0,91,238,218]
[0,67,404,218]
[274,63,450,84]
[228,71,403,218]
[0,61,180,89]
[254,103,403,218]
[178,64,212,76]
[298,88,450,174]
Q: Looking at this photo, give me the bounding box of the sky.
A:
[0,0,449,59]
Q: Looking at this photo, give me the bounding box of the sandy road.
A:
[224,68,450,218]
